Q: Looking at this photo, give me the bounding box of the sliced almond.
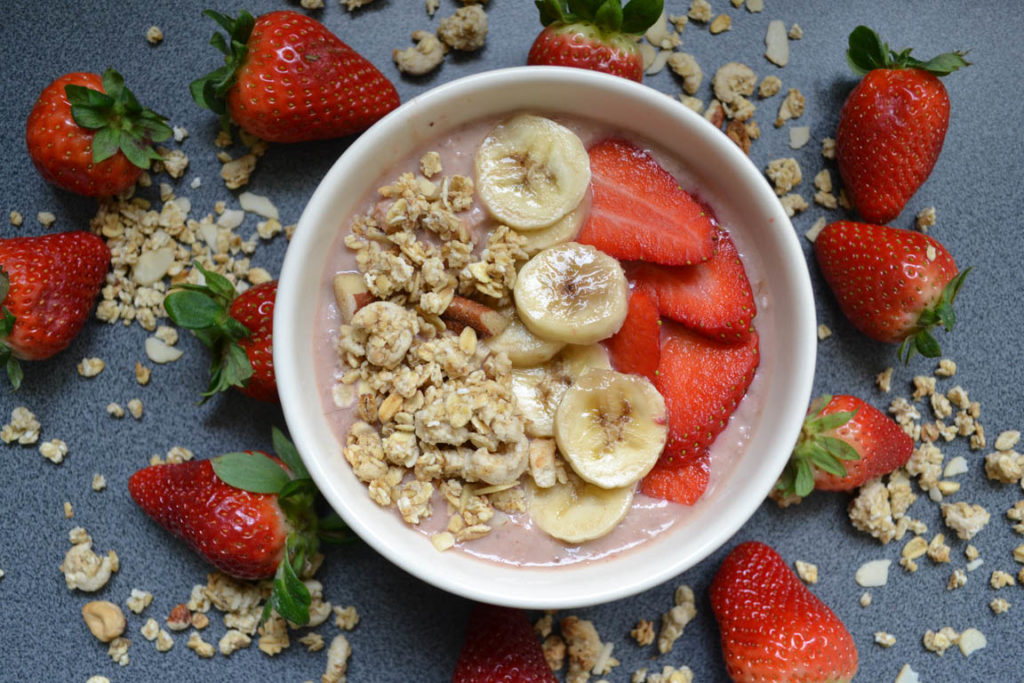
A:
[855,559,891,587]
[132,247,175,285]
[238,192,279,219]
[145,337,183,364]
[765,20,790,67]
[333,273,373,324]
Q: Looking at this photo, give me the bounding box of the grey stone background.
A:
[1,1,1022,681]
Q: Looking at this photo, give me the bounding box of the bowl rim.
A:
[276,66,817,608]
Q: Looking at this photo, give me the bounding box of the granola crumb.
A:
[393,30,448,76]
[127,398,144,420]
[2,407,41,445]
[542,634,565,672]
[10,210,23,226]
[107,636,130,666]
[775,88,806,127]
[805,217,827,243]
[63,501,74,518]
[562,616,610,681]
[765,157,802,195]
[876,367,894,393]
[687,0,712,23]
[817,324,832,341]
[779,193,808,217]
[922,626,959,656]
[155,629,174,652]
[989,598,1010,615]
[821,137,836,159]
[322,635,352,683]
[947,568,967,590]
[942,502,990,540]
[935,358,956,377]
[759,75,782,98]
[219,629,253,656]
[186,631,215,658]
[37,211,57,227]
[709,14,731,34]
[916,206,936,231]
[77,357,106,378]
[859,592,872,607]
[126,589,153,614]
[795,560,818,584]
[874,631,896,648]
[91,473,107,491]
[106,402,125,419]
[146,26,163,44]
[333,605,360,631]
[788,23,803,39]
[39,438,69,465]
[631,619,655,647]
[990,570,1016,589]
[134,362,152,385]
[298,631,324,652]
[437,5,488,52]
[657,585,696,654]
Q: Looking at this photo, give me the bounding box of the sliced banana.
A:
[517,200,588,256]
[511,344,614,438]
[487,314,565,368]
[514,242,629,345]
[554,369,669,489]
[527,471,634,544]
[475,114,590,230]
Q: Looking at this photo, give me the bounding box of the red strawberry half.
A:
[191,10,400,143]
[576,138,716,266]
[605,287,660,382]
[631,229,756,342]
[164,263,278,402]
[836,26,968,224]
[814,220,968,361]
[640,447,710,505]
[711,541,858,683]
[0,231,110,388]
[653,324,759,460]
[778,394,914,496]
[452,603,556,683]
[527,0,663,82]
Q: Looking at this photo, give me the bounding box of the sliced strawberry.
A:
[654,324,759,458]
[631,230,756,342]
[641,448,710,505]
[576,138,715,266]
[605,288,660,382]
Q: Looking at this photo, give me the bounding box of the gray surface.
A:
[1,1,1023,681]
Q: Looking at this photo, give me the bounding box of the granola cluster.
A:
[335,155,531,545]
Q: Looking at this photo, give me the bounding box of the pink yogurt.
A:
[313,113,773,568]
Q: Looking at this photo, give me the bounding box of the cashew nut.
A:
[82,601,126,643]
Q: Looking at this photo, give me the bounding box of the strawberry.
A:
[836,26,969,224]
[0,231,110,389]
[25,69,171,197]
[653,324,759,460]
[640,447,710,505]
[710,541,858,683]
[163,263,277,402]
[631,229,756,342]
[191,10,400,143]
[129,428,348,624]
[527,0,663,82]
[452,603,556,683]
[814,220,969,361]
[576,138,716,266]
[605,288,660,382]
[778,394,914,497]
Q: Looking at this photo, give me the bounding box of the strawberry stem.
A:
[846,26,970,77]
[190,9,257,130]
[164,262,254,401]
[535,0,663,35]
[898,267,971,364]
[65,68,172,168]
[777,395,860,497]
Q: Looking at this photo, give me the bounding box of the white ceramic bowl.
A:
[276,66,816,609]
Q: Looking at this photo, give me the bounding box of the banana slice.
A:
[475,114,590,230]
[527,471,634,544]
[511,344,615,437]
[517,201,587,256]
[487,314,565,368]
[554,369,669,489]
[514,242,629,345]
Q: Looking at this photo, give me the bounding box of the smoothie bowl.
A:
[276,67,815,608]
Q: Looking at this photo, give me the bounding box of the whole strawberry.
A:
[164,263,277,402]
[26,69,171,196]
[710,541,858,683]
[815,220,969,361]
[836,26,968,224]
[191,10,400,143]
[777,394,914,497]
[527,0,663,82]
[452,603,557,683]
[0,231,110,389]
[129,428,347,624]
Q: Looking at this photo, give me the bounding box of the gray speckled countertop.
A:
[2,1,1023,681]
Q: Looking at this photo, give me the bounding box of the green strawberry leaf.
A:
[192,10,255,128]
[808,446,847,477]
[164,290,227,329]
[593,0,623,32]
[819,435,860,461]
[811,409,857,433]
[567,0,600,20]
[921,51,971,76]
[212,451,291,493]
[118,133,152,168]
[794,458,815,497]
[271,539,312,625]
[0,268,9,304]
[65,84,113,109]
[536,0,570,25]
[5,352,22,391]
[204,342,253,398]
[318,512,355,545]
[91,127,121,164]
[621,0,664,35]
[846,26,890,75]
[272,427,309,480]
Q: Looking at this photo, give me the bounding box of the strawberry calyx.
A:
[535,0,663,36]
[0,268,22,390]
[190,9,256,128]
[846,26,970,77]
[897,267,971,363]
[65,68,172,169]
[163,262,253,401]
[776,394,859,497]
[211,427,351,625]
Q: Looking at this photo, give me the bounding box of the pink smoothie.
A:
[313,113,773,568]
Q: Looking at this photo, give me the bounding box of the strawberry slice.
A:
[641,448,710,505]
[605,288,660,382]
[576,138,716,266]
[654,324,759,458]
[631,230,756,342]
